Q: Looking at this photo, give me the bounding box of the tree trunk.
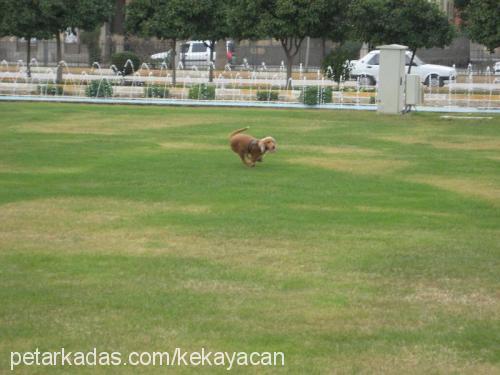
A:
[214,39,227,71]
[171,38,176,86]
[286,53,293,90]
[208,40,215,83]
[55,32,63,84]
[26,37,31,78]
[408,48,416,74]
[281,37,304,90]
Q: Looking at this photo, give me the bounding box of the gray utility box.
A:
[377,44,407,114]
[405,74,424,106]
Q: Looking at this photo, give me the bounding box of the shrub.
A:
[85,79,113,98]
[360,87,376,93]
[369,96,376,104]
[300,86,333,106]
[322,41,361,88]
[145,84,169,98]
[256,91,279,101]
[323,87,333,103]
[111,51,140,76]
[188,84,215,100]
[38,84,63,96]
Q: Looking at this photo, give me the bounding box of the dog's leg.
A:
[246,155,256,167]
[239,153,253,167]
[248,155,259,167]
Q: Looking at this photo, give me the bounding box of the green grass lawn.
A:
[0,102,499,373]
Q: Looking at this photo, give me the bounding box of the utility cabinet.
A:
[405,74,423,107]
[377,44,407,114]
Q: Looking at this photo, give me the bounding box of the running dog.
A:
[229,127,277,167]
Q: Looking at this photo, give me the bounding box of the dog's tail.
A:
[229,127,249,139]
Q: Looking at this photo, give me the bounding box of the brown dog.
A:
[229,127,277,167]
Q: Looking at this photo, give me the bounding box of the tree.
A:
[312,0,353,61]
[322,41,360,89]
[126,0,193,85]
[454,0,471,10]
[186,0,230,83]
[0,0,52,78]
[39,0,114,83]
[351,0,455,73]
[229,0,323,89]
[462,0,499,53]
[350,0,387,51]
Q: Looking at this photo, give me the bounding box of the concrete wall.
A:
[417,35,470,68]
[417,36,500,70]
[0,37,89,66]
[235,38,337,69]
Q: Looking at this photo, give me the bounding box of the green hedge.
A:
[188,84,215,100]
[85,79,113,98]
[256,91,279,101]
[38,84,63,96]
[300,86,333,106]
[111,52,140,76]
[145,84,169,98]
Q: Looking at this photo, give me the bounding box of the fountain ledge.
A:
[0,95,499,114]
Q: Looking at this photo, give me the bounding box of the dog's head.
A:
[258,137,277,153]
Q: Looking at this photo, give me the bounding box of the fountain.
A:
[466,63,473,108]
[0,57,498,113]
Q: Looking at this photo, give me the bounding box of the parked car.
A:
[179,40,235,67]
[350,50,457,87]
[150,40,236,68]
[494,62,500,76]
[150,50,172,64]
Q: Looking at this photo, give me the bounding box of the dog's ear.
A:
[258,140,266,153]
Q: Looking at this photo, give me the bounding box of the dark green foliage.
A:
[0,0,52,76]
[37,84,64,96]
[256,91,279,101]
[111,52,141,76]
[462,0,499,52]
[126,0,193,85]
[128,0,230,83]
[312,0,352,42]
[188,84,216,100]
[37,0,114,82]
[80,28,101,65]
[228,0,333,87]
[145,84,169,98]
[351,0,455,72]
[38,0,114,34]
[0,1,51,39]
[301,86,333,106]
[322,42,361,87]
[85,79,113,98]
